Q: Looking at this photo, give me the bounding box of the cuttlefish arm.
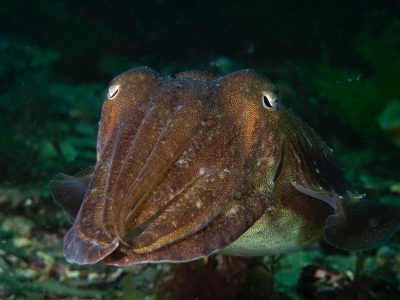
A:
[282,109,400,251]
[62,68,161,264]
[104,190,275,265]
[49,167,117,264]
[58,162,119,264]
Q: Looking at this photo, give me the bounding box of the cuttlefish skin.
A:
[50,67,399,266]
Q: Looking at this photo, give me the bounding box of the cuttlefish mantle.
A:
[49,67,400,266]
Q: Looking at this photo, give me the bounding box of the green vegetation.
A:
[309,21,400,140]
[0,37,102,184]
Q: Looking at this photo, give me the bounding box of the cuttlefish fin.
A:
[49,166,94,222]
[291,179,400,251]
[291,180,338,211]
[324,197,400,251]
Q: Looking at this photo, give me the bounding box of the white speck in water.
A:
[345,270,355,281]
[25,198,32,206]
[315,168,320,174]
[369,218,378,228]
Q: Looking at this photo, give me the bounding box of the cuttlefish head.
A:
[50,67,284,265]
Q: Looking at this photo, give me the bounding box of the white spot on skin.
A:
[199,167,205,175]
[196,201,202,208]
[305,136,313,147]
[176,159,185,166]
[294,153,301,164]
[226,205,239,216]
[256,159,262,167]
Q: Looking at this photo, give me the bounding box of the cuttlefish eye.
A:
[107,84,120,99]
[261,91,279,111]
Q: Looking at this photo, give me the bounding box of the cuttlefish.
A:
[50,67,399,266]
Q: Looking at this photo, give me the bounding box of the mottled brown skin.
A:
[50,67,400,266]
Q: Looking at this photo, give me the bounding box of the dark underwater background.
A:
[0,0,400,299]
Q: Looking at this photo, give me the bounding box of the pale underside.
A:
[220,206,323,256]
